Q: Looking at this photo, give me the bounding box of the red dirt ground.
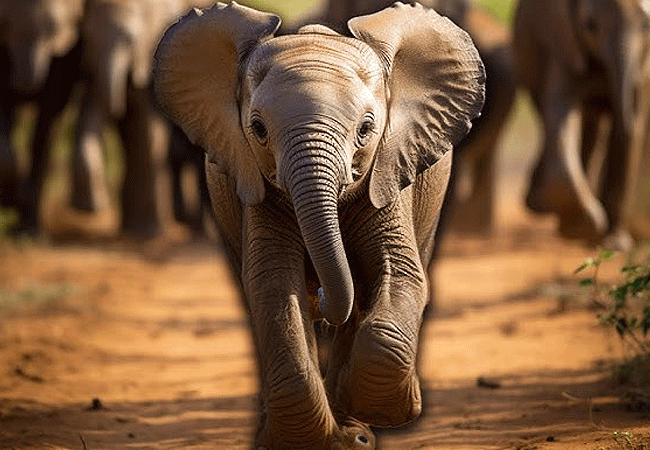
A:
[1,195,649,449]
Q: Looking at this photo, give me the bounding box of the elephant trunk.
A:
[283,146,354,326]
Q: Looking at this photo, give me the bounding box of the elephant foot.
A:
[5,206,40,237]
[121,209,163,239]
[333,417,375,449]
[525,167,578,215]
[11,188,40,236]
[557,210,604,243]
[345,320,422,428]
[527,165,608,240]
[598,227,634,252]
[525,158,584,214]
[254,412,375,450]
[70,191,110,213]
[121,221,162,240]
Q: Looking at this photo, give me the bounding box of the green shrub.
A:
[576,248,650,357]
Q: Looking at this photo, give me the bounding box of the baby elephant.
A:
[154,2,484,448]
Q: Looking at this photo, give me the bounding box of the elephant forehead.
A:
[248,34,385,87]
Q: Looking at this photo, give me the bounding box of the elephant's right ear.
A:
[349,2,485,208]
[153,2,280,205]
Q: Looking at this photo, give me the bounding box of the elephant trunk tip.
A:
[318,285,353,325]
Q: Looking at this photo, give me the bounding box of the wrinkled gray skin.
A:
[0,0,84,233]
[514,0,650,248]
[293,0,516,236]
[154,2,485,448]
[72,0,208,236]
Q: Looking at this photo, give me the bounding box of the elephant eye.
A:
[250,116,268,144]
[356,116,375,147]
[356,435,370,445]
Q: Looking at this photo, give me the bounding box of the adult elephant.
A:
[514,0,650,248]
[154,2,485,448]
[0,0,85,234]
[295,0,515,235]
[72,0,211,237]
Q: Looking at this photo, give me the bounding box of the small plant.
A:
[576,248,650,357]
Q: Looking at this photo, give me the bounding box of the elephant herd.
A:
[1,0,647,249]
[0,0,213,237]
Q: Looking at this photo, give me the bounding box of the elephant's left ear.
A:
[348,2,485,208]
[153,2,280,205]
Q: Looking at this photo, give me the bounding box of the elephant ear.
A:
[153,2,280,204]
[348,2,485,208]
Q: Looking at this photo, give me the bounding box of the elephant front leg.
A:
[243,206,373,450]
[118,86,170,237]
[72,91,111,213]
[448,143,496,236]
[0,100,18,209]
[332,205,427,428]
[344,285,425,428]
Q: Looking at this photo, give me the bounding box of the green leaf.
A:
[579,278,595,287]
[575,258,597,274]
[615,317,628,336]
[599,249,616,261]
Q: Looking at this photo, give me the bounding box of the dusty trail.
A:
[0,199,649,449]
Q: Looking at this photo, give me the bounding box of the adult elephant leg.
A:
[526,61,608,241]
[448,45,515,236]
[72,90,111,213]
[243,204,373,449]
[118,85,169,237]
[450,139,496,235]
[0,95,18,209]
[0,47,20,211]
[168,125,209,234]
[600,115,635,250]
[17,108,54,233]
[621,76,650,242]
[168,126,189,226]
[20,61,79,233]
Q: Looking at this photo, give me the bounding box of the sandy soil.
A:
[1,197,649,450]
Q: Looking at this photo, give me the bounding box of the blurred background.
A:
[0,0,529,242]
